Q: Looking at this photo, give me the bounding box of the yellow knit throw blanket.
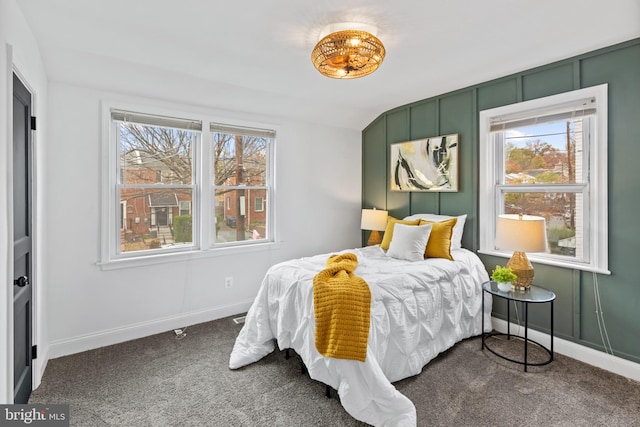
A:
[313,253,371,362]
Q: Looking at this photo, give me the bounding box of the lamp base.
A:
[506,251,534,288]
[367,230,382,246]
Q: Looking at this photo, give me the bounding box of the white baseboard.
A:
[492,317,640,383]
[48,300,254,359]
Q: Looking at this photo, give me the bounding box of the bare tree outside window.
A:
[106,109,275,264]
[121,124,193,184]
[212,131,269,243]
[118,122,196,253]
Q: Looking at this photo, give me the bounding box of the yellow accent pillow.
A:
[380,217,421,250]
[419,217,458,260]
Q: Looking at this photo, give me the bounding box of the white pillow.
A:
[403,213,467,250]
[386,223,432,262]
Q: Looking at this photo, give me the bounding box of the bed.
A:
[229,214,492,426]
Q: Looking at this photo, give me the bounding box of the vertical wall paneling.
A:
[409,101,441,216]
[439,91,475,248]
[477,79,518,111]
[579,272,601,348]
[409,101,438,140]
[362,117,387,211]
[438,91,473,207]
[385,109,411,219]
[572,270,581,339]
[433,98,441,215]
[471,88,479,250]
[361,38,640,364]
[522,63,575,101]
[516,75,523,102]
[579,43,640,359]
[362,117,387,243]
[572,61,581,90]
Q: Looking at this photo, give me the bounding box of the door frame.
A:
[2,52,41,403]
[155,207,168,226]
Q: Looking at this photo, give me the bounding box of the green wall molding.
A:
[362,38,640,364]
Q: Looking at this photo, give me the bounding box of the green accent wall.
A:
[362,38,640,364]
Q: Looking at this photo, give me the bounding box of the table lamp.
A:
[495,214,548,288]
[361,208,388,246]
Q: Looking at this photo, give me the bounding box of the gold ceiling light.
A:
[311,23,386,79]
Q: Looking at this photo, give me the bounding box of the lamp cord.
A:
[512,300,521,337]
[507,275,613,357]
[593,272,614,355]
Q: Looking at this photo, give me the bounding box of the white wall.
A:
[0,0,49,404]
[45,83,362,357]
[0,0,360,396]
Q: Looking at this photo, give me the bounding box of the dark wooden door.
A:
[13,73,33,404]
[156,208,167,226]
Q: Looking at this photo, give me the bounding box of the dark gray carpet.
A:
[30,316,640,426]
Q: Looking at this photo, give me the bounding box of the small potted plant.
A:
[491,265,518,292]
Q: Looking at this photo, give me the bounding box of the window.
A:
[179,201,191,216]
[113,111,198,254]
[255,197,264,212]
[101,106,275,266]
[212,124,273,244]
[479,85,609,274]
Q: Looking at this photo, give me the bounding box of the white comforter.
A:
[229,245,492,426]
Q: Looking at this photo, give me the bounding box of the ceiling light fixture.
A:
[311,22,386,79]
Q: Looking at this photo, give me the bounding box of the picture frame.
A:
[390,133,459,192]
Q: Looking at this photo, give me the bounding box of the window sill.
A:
[97,241,283,271]
[478,249,611,276]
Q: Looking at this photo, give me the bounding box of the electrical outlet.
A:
[225,277,233,288]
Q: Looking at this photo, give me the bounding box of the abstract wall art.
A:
[390,134,459,192]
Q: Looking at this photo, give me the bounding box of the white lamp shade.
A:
[361,209,388,231]
[495,214,549,253]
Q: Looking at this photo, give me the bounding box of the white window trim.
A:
[99,101,278,270]
[478,84,609,275]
